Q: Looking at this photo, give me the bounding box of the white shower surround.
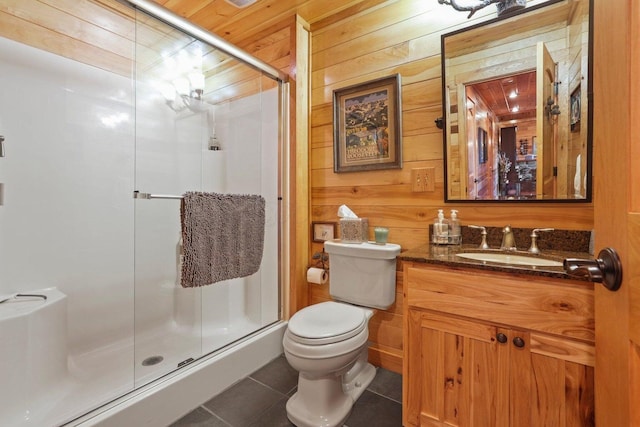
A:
[0,24,282,427]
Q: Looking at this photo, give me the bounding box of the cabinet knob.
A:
[513,336,525,348]
[496,332,508,343]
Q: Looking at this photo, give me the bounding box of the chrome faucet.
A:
[528,228,554,254]
[501,225,517,251]
[468,225,490,249]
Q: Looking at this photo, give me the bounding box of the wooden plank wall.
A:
[566,0,590,199]
[0,0,134,76]
[308,0,593,373]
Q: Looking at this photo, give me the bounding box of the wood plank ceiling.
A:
[471,71,537,122]
[151,0,387,44]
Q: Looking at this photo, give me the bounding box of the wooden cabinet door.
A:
[506,328,595,427]
[405,309,508,427]
[506,329,531,427]
[405,310,595,427]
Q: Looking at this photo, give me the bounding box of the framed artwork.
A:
[570,85,581,132]
[333,74,402,173]
[477,127,488,164]
[312,222,336,243]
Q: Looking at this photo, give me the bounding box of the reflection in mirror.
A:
[442,0,592,202]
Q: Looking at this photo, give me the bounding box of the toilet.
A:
[283,240,401,427]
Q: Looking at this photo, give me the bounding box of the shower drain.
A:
[141,355,164,366]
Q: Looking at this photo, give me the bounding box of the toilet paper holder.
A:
[311,249,329,271]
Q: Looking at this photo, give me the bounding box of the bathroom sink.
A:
[455,252,563,267]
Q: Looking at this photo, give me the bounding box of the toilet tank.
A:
[324,240,401,309]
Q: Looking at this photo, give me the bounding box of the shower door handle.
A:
[0,135,5,157]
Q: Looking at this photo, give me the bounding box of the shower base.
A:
[1,319,286,426]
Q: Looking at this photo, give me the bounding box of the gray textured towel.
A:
[180,191,265,287]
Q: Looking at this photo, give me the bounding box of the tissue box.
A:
[340,218,369,243]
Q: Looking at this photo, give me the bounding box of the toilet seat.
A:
[287,301,367,345]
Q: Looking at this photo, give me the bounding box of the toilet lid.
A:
[288,301,367,345]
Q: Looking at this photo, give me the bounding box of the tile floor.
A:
[169,354,402,427]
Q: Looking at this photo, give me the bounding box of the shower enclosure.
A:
[0,1,287,425]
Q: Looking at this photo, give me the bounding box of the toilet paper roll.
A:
[306,267,328,284]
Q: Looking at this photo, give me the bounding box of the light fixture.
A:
[509,90,518,99]
[224,0,257,8]
[173,77,190,97]
[188,72,205,98]
[437,0,526,19]
[161,69,208,113]
[511,105,519,113]
[159,48,208,113]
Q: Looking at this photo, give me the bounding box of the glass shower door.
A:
[132,9,281,387]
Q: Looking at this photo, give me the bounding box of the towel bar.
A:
[133,191,183,200]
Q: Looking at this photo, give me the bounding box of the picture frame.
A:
[477,127,488,164]
[333,74,403,173]
[312,222,336,243]
[570,85,581,132]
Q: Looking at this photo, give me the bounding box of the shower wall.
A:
[0,35,136,354]
[0,34,137,425]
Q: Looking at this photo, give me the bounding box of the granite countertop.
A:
[398,243,593,281]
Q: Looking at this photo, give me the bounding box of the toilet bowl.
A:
[283,301,375,427]
[283,239,400,427]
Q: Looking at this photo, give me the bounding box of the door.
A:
[466,97,478,199]
[593,0,640,425]
[535,41,556,199]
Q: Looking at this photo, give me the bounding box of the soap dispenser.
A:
[449,209,461,245]
[432,209,449,245]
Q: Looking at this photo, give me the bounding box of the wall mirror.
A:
[442,0,592,202]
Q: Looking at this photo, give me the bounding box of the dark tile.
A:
[203,378,285,426]
[344,390,402,427]
[247,397,296,427]
[169,407,230,427]
[249,355,299,395]
[184,357,402,427]
[367,368,402,403]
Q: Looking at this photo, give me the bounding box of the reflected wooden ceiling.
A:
[152,0,384,44]
[470,71,537,122]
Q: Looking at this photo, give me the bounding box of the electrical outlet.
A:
[411,167,435,192]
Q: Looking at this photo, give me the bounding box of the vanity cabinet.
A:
[403,263,595,427]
